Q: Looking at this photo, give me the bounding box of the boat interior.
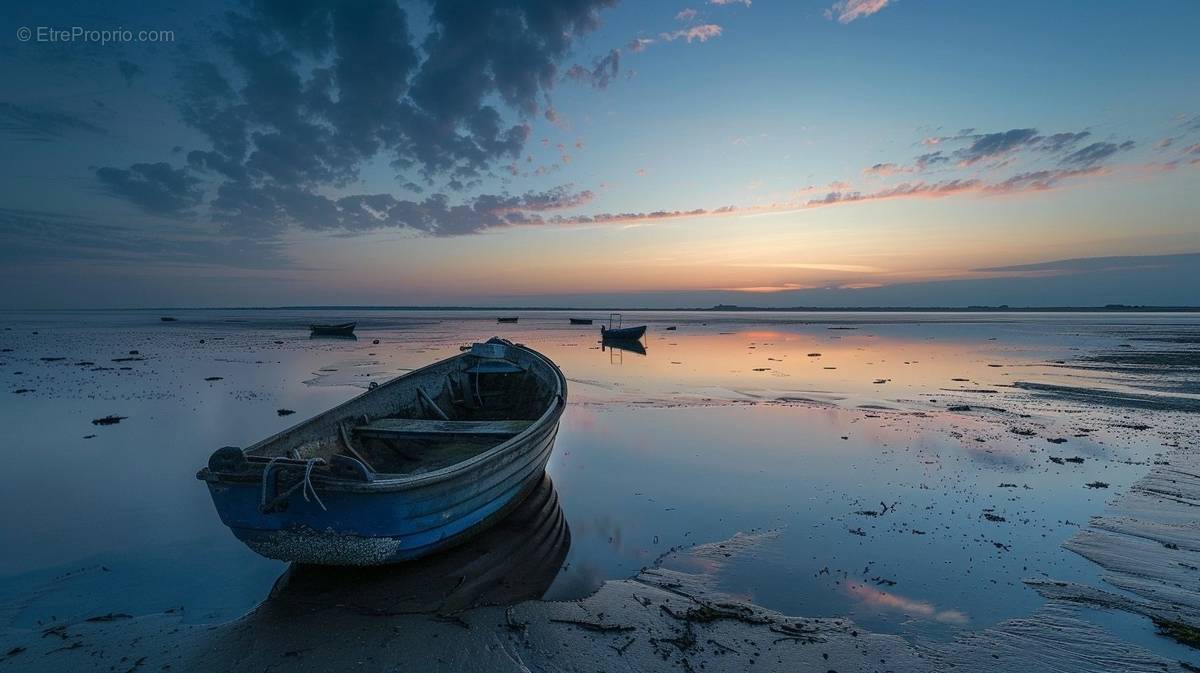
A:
[241,344,559,477]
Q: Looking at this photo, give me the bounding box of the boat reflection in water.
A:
[601,337,647,357]
[262,473,569,616]
[307,333,358,341]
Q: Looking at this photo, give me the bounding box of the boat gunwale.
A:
[199,341,567,493]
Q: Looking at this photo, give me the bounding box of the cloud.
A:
[975,253,1197,275]
[549,165,1113,229]
[0,102,106,141]
[660,24,723,42]
[1038,131,1091,153]
[676,8,698,21]
[626,37,654,52]
[565,49,621,89]
[97,0,618,237]
[213,183,595,238]
[1060,140,1135,167]
[709,0,750,5]
[863,151,946,176]
[825,0,890,24]
[862,162,903,177]
[95,163,204,215]
[954,128,1040,165]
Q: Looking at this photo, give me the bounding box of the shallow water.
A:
[0,309,1195,642]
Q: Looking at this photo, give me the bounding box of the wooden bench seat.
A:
[354,418,534,440]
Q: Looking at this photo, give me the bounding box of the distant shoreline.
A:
[5,305,1200,313]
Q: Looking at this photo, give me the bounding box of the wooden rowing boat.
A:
[197,338,567,565]
[496,317,519,323]
[310,322,356,336]
[569,318,593,325]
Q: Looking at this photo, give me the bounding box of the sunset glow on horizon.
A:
[2,1,1198,308]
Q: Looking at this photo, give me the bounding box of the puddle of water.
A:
[0,309,1193,640]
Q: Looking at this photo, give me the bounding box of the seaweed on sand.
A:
[1153,617,1200,649]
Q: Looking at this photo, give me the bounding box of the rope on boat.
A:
[260,456,327,513]
[260,456,285,512]
[302,458,327,511]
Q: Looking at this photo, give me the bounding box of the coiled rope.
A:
[260,456,328,512]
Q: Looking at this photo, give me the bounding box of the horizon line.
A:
[4,304,1200,313]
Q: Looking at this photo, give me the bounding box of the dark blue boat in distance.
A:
[197,338,567,565]
[310,321,356,336]
[600,313,647,341]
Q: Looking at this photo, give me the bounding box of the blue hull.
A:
[205,424,558,565]
[199,339,567,566]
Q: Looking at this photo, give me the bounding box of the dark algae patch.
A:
[1153,617,1200,649]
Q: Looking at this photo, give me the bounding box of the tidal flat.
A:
[1,309,1197,671]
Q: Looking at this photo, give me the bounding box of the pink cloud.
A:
[825,0,891,24]
[660,24,723,43]
[635,168,647,176]
[545,166,1114,229]
[709,0,751,5]
[676,8,698,21]
[845,582,968,624]
[862,162,905,177]
[626,37,654,52]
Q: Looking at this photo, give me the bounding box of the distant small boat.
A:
[310,322,356,336]
[497,317,519,323]
[160,316,178,322]
[569,318,593,325]
[197,338,567,565]
[600,313,646,341]
[665,326,677,331]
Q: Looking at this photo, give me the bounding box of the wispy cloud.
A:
[660,24,723,43]
[626,37,654,52]
[676,8,698,21]
[565,49,622,89]
[825,0,891,24]
[709,0,751,6]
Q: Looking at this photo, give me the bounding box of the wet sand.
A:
[1,310,1198,670]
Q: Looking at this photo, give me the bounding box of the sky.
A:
[1,0,1198,308]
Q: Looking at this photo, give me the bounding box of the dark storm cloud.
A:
[564,49,621,89]
[95,162,204,215]
[1059,140,1135,167]
[98,0,616,238]
[0,102,106,141]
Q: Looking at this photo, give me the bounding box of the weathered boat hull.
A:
[207,424,558,564]
[198,340,567,566]
[601,325,646,340]
[263,473,570,614]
